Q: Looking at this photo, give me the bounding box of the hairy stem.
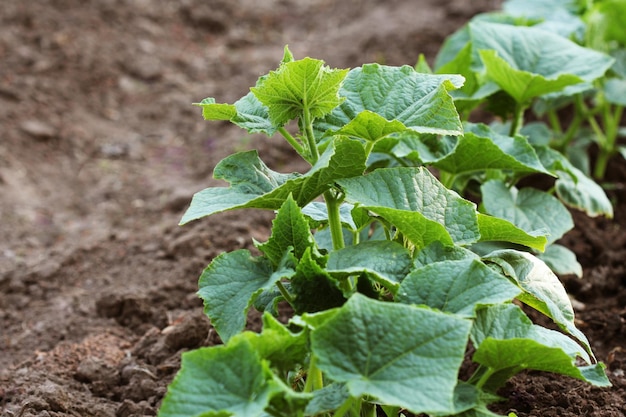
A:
[276,280,294,306]
[278,126,306,158]
[303,105,320,163]
[304,356,324,392]
[324,190,345,251]
[509,102,526,137]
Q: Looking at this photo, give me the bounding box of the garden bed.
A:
[0,1,624,416]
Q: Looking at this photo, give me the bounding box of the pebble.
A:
[20,120,58,140]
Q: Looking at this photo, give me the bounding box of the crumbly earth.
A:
[0,1,624,416]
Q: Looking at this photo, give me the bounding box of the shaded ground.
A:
[0,1,624,416]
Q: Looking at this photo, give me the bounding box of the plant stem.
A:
[360,401,377,417]
[439,171,456,190]
[547,109,563,134]
[304,355,324,392]
[324,190,345,251]
[278,126,306,157]
[276,280,294,306]
[509,102,526,137]
[333,397,356,417]
[475,367,496,390]
[303,105,320,163]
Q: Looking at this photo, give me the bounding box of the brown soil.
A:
[0,1,624,416]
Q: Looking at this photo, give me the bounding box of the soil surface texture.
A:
[1,1,624,416]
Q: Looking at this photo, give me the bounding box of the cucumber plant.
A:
[158,46,610,417]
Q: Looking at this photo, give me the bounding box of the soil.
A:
[0,1,624,416]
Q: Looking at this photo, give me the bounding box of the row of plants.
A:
[158,0,624,416]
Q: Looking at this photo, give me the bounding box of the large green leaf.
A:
[326,240,412,293]
[257,195,316,266]
[483,249,592,355]
[316,64,465,136]
[481,180,573,245]
[397,258,520,317]
[180,137,366,224]
[158,340,279,417]
[433,123,550,176]
[474,338,610,391]
[470,22,614,103]
[477,213,548,251]
[251,57,348,126]
[535,146,614,217]
[197,250,294,342]
[337,167,480,245]
[472,304,591,363]
[311,294,471,414]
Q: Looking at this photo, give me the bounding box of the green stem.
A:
[509,102,526,137]
[593,104,622,180]
[324,190,345,251]
[475,367,496,390]
[333,397,356,417]
[278,126,306,158]
[547,109,563,134]
[276,280,294,306]
[439,171,456,190]
[303,105,320,163]
[360,401,377,417]
[304,356,324,392]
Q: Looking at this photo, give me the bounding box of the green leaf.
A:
[291,248,345,314]
[477,213,548,251]
[472,304,591,363]
[257,195,316,266]
[397,259,520,317]
[311,294,472,415]
[604,78,626,106]
[338,167,480,245]
[158,340,279,417]
[414,241,478,268]
[470,22,614,103]
[436,42,500,110]
[326,241,412,293]
[535,146,614,217]
[302,201,359,229]
[483,249,592,356]
[196,92,278,136]
[538,244,582,277]
[241,313,309,373]
[503,0,585,39]
[415,53,433,73]
[197,97,237,120]
[251,57,348,126]
[303,383,350,416]
[433,123,550,176]
[479,49,583,104]
[481,180,573,245]
[180,137,366,224]
[473,338,610,390]
[198,250,294,342]
[335,110,407,142]
[316,64,465,136]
